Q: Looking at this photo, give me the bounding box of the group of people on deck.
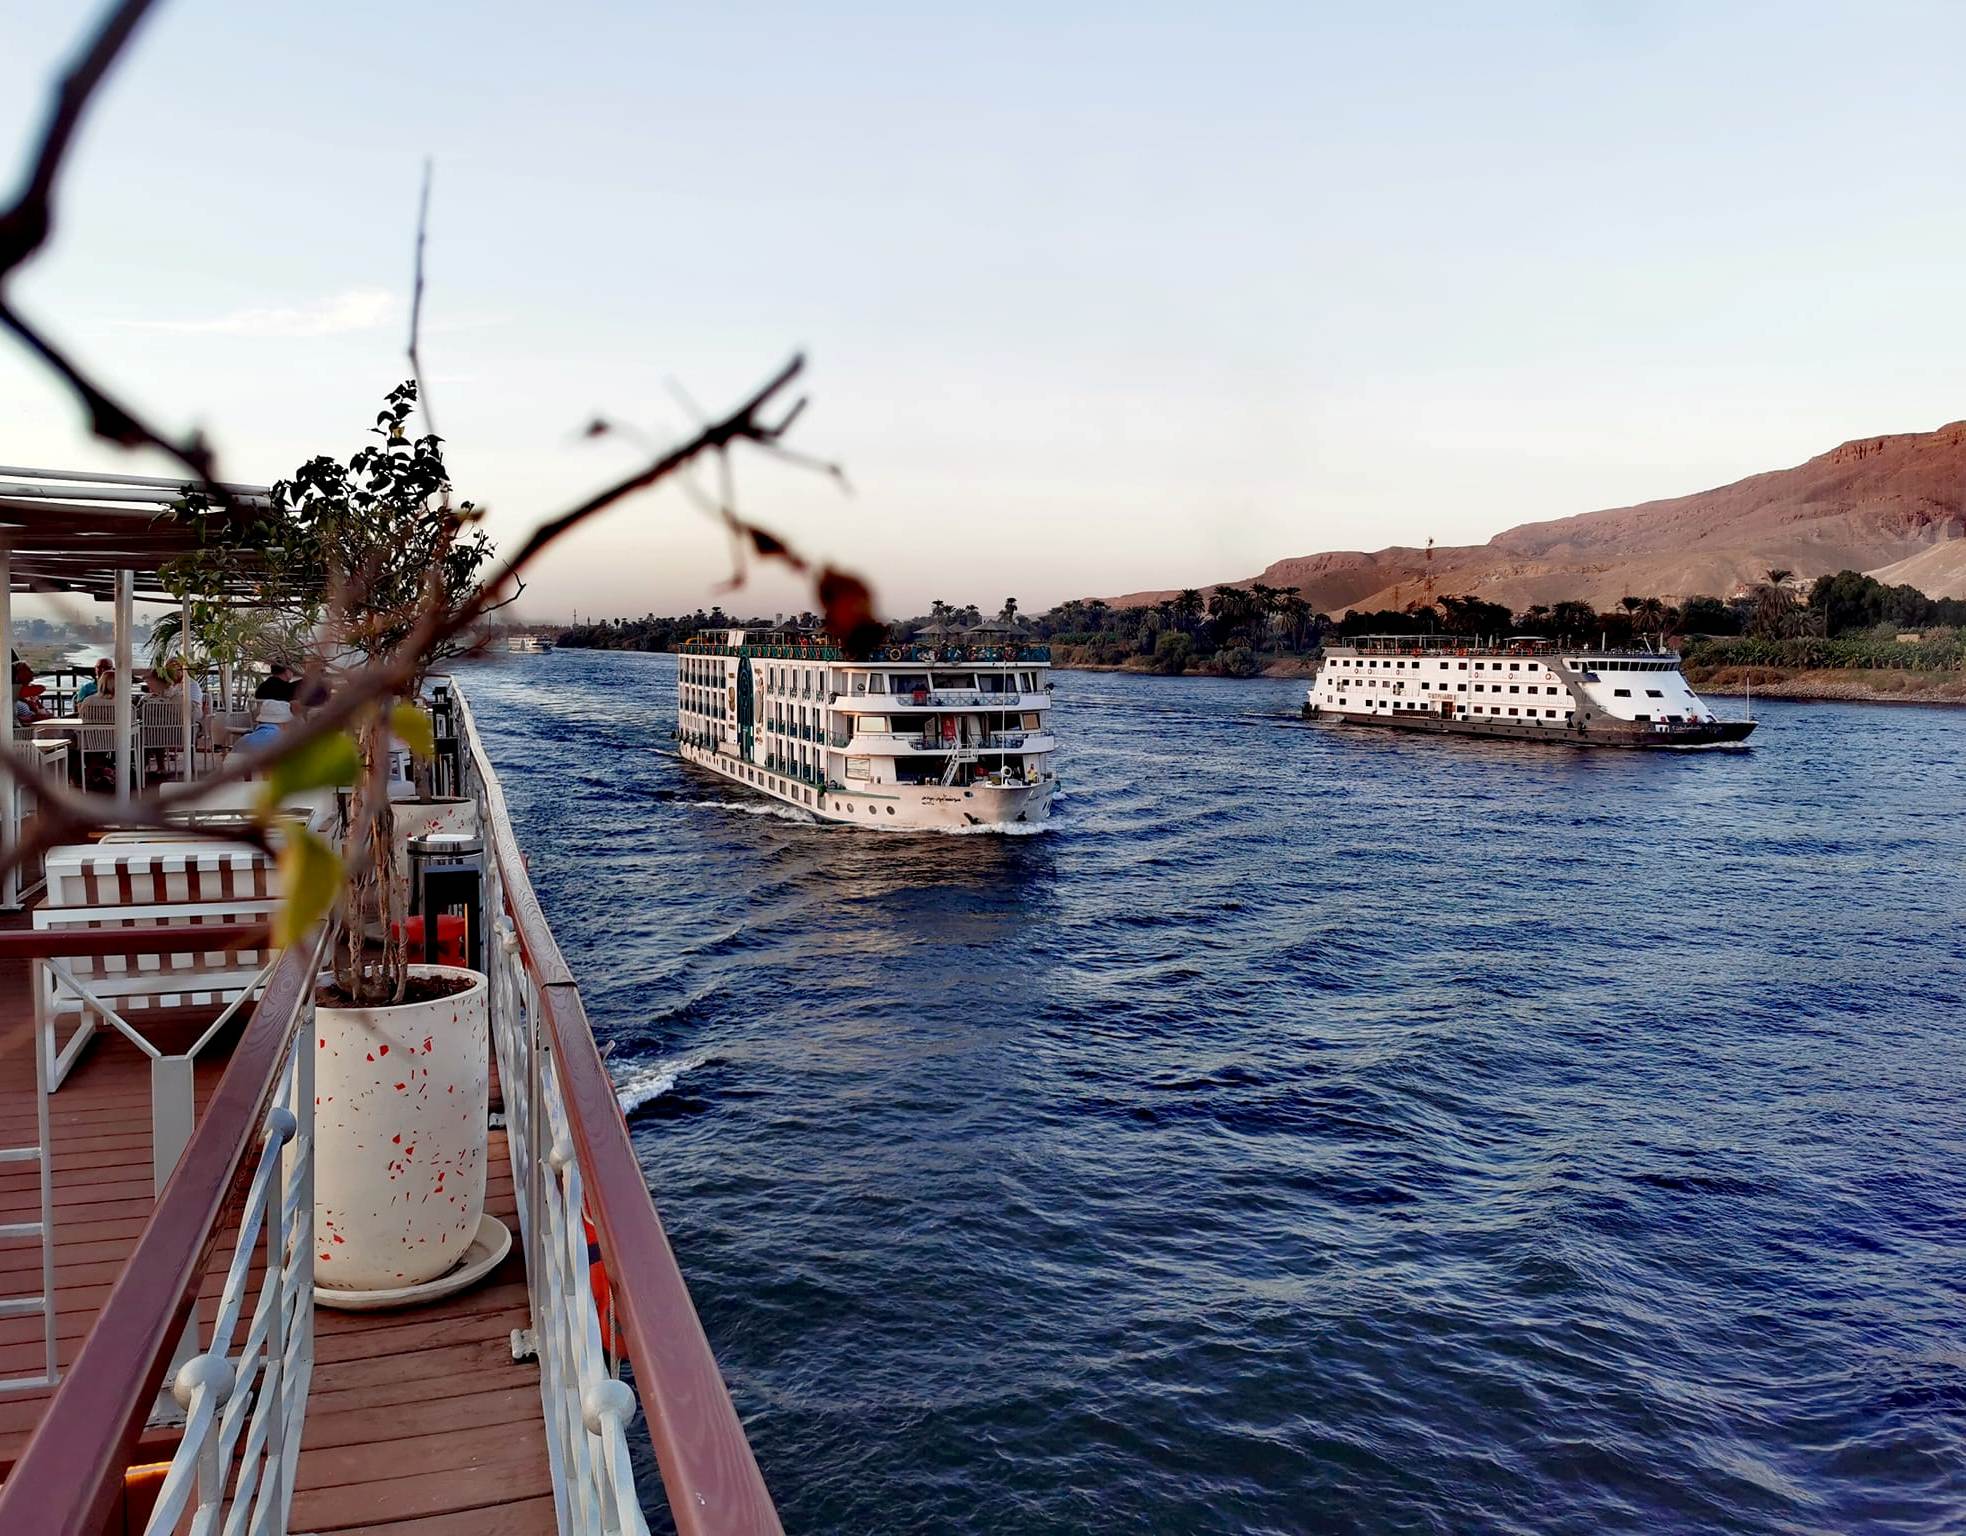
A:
[10,652,329,774]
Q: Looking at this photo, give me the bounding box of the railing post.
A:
[151,1053,198,1427]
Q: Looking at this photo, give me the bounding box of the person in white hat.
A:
[235,694,293,752]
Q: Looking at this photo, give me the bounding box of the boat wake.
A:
[687,798,818,824]
[613,1050,715,1115]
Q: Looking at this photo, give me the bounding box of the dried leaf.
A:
[817,566,882,659]
[258,730,359,815]
[747,526,792,560]
[274,825,341,948]
[391,702,436,760]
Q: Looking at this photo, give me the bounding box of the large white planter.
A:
[389,797,478,918]
[313,965,489,1291]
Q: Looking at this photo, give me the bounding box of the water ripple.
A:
[463,651,1966,1535]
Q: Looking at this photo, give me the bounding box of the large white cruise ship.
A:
[1304,635,1755,746]
[677,622,1059,828]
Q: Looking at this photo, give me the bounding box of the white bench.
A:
[35,840,282,1097]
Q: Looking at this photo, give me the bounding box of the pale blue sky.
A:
[5,1,1963,620]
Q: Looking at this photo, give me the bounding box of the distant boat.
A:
[1304,634,1755,746]
[505,634,553,654]
[676,621,1059,827]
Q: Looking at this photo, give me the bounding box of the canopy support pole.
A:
[179,594,193,782]
[114,570,134,802]
[1,544,17,910]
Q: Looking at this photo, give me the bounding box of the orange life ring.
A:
[583,1208,624,1356]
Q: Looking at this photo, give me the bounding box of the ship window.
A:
[1545,710,1557,718]
[1634,714,1652,723]
[1508,685,1519,694]
[1646,689,1663,698]
[1614,688,1630,697]
[1508,708,1518,716]
[1022,712,1041,729]
[1509,662,1520,670]
[1457,683,1466,692]
[1457,662,1467,670]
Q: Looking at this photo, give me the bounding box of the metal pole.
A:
[114,570,134,800]
[1,544,17,911]
[179,594,194,781]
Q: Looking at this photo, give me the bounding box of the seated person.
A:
[11,662,51,727]
[255,662,297,701]
[78,667,119,713]
[152,657,205,712]
[76,656,112,704]
[235,694,293,752]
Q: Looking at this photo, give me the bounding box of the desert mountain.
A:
[1109,422,1966,615]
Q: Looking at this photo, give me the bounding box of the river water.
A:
[461,650,1966,1535]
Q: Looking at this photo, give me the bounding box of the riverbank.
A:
[1684,664,1966,705]
[1051,652,1319,679]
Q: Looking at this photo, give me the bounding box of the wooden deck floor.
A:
[0,951,555,1533]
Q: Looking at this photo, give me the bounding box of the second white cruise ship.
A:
[1304,635,1755,746]
[677,621,1058,828]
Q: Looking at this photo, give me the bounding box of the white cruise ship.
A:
[677,622,1059,828]
[1304,635,1755,746]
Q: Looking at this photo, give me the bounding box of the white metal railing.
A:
[461,695,650,1536]
[0,969,57,1396]
[143,958,317,1536]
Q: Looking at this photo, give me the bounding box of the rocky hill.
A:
[1109,422,1966,614]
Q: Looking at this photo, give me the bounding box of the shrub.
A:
[1152,631,1194,675]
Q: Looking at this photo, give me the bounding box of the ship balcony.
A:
[834,691,1048,712]
[839,730,1055,755]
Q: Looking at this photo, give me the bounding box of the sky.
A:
[4,1,1965,623]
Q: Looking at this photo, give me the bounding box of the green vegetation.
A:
[555,568,1966,683]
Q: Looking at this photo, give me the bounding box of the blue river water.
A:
[461,650,1966,1535]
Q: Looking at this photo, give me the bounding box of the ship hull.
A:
[1301,705,1755,748]
[680,741,1055,828]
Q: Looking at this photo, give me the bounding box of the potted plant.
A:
[170,381,501,1294]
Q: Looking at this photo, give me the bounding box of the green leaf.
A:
[391,703,435,760]
[274,826,340,948]
[257,729,360,813]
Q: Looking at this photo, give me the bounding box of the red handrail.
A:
[0,930,318,1536]
[0,920,270,960]
[455,688,783,1535]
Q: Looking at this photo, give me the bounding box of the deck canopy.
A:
[0,465,274,601]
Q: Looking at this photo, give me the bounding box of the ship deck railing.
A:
[1340,634,1677,660]
[0,677,781,1536]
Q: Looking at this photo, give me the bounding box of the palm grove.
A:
[558,569,1966,676]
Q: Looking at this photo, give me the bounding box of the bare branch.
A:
[0,0,161,278]
[407,157,434,437]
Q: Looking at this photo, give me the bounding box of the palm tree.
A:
[1280,592,1312,651]
[1173,589,1204,632]
[999,597,1020,624]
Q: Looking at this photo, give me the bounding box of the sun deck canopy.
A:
[0,465,274,601]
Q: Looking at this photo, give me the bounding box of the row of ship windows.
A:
[724,758,824,809]
[1339,700,1572,719]
[1328,682,1676,699]
[1336,659,1543,673]
[1324,682,1564,696]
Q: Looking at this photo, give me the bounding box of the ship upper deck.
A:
[0,680,780,1536]
[1329,634,1681,665]
[678,629,1050,666]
